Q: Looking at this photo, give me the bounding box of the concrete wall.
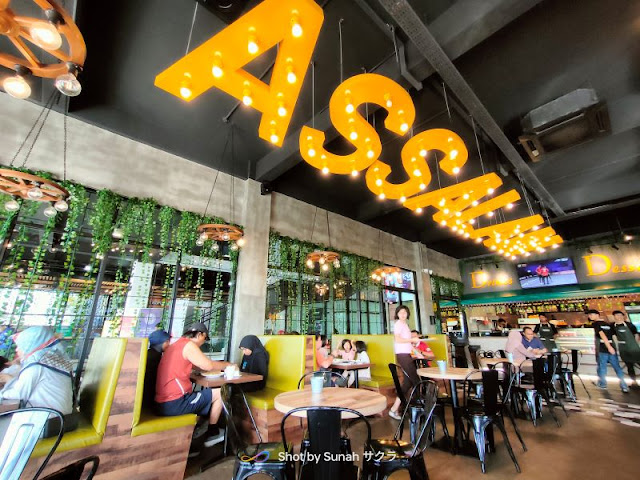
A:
[0,92,461,338]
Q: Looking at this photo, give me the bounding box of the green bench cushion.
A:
[131,411,197,437]
[245,387,286,410]
[32,417,101,458]
[360,375,395,388]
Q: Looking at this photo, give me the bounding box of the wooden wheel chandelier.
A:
[371,265,401,283]
[305,250,340,272]
[0,0,86,99]
[0,168,68,215]
[196,223,245,250]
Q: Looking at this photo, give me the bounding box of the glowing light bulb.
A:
[419,183,426,190]
[475,237,482,243]
[469,218,475,224]
[399,196,406,203]
[180,85,192,99]
[55,72,82,97]
[345,101,355,114]
[349,130,358,141]
[30,21,62,50]
[321,167,329,175]
[464,232,470,238]
[54,199,68,212]
[375,179,382,187]
[506,203,514,210]
[400,122,409,133]
[306,259,314,268]
[463,193,469,200]
[491,246,497,251]
[384,93,392,108]
[248,33,259,54]
[532,225,540,231]
[472,200,479,207]
[3,75,31,100]
[419,148,427,157]
[452,226,458,232]
[27,184,43,200]
[487,187,495,195]
[307,148,316,157]
[43,204,57,218]
[455,211,461,217]
[242,89,253,106]
[443,208,450,215]
[270,133,279,144]
[322,263,329,272]
[4,198,19,212]
[413,169,421,177]
[212,53,223,78]
[287,68,297,84]
[416,208,423,214]
[440,220,446,226]
[351,170,358,177]
[452,166,460,174]
[378,193,385,200]
[367,149,375,159]
[438,198,446,207]
[552,243,559,249]
[450,150,459,160]
[278,104,287,117]
[487,211,494,217]
[291,13,303,37]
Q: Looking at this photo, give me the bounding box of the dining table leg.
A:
[449,379,463,454]
[353,369,359,388]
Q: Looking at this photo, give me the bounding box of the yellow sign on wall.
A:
[470,271,513,289]
[583,253,640,276]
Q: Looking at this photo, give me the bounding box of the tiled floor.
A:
[188,383,640,480]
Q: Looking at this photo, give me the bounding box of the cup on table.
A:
[310,375,324,394]
[436,360,447,372]
[224,365,236,380]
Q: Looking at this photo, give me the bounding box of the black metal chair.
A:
[281,406,370,480]
[488,361,527,452]
[297,370,347,389]
[559,350,590,400]
[0,407,64,480]
[462,370,521,474]
[389,363,450,447]
[513,357,563,427]
[495,349,506,359]
[220,385,294,480]
[363,379,438,480]
[39,456,99,480]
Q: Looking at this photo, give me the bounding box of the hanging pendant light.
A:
[43,203,57,217]
[4,197,20,212]
[305,209,340,272]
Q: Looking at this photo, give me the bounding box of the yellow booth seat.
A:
[32,338,128,457]
[131,339,197,437]
[245,336,307,410]
[332,334,396,388]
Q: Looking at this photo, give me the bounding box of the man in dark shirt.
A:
[590,310,629,393]
[143,330,170,407]
[534,314,558,351]
[612,311,640,387]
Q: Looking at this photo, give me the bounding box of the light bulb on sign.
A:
[463,193,469,200]
[452,166,460,174]
[487,187,495,195]
[212,53,223,78]
[438,198,446,207]
[419,183,426,190]
[419,148,427,157]
[29,21,62,50]
[443,208,450,215]
[367,149,375,159]
[180,84,192,99]
[375,179,382,187]
[413,169,421,177]
[400,122,409,133]
[247,32,259,54]
[321,167,329,175]
[472,200,479,207]
[277,104,287,117]
[307,147,316,157]
[399,196,406,203]
[506,203,514,210]
[291,13,303,37]
[287,67,297,84]
[440,220,446,226]
[475,237,482,243]
[349,130,358,141]
[351,170,358,177]
[3,75,31,100]
[378,193,385,200]
[487,211,494,217]
[270,133,279,144]
[242,87,253,106]
[416,208,423,214]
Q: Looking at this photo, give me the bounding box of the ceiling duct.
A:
[195,0,250,24]
[519,88,610,162]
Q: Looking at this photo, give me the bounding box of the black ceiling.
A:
[3,0,640,259]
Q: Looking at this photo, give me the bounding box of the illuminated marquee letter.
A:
[300,73,415,175]
[154,0,323,146]
[583,254,612,276]
[365,129,467,201]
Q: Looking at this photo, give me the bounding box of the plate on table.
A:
[334,360,356,365]
[202,371,224,378]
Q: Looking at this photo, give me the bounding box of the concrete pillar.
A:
[414,244,436,333]
[229,180,271,363]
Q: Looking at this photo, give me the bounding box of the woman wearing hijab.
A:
[238,335,268,393]
[0,326,73,415]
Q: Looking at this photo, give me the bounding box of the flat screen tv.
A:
[516,257,578,289]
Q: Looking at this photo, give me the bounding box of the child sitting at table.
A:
[354,341,371,384]
[411,330,435,365]
[332,339,356,386]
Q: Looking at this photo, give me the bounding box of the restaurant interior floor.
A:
[188,384,640,480]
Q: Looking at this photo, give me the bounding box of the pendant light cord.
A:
[338,18,344,83]
[204,129,231,217]
[185,2,198,55]
[10,89,58,167]
[20,91,61,168]
[326,210,333,249]
[63,96,68,181]
[310,207,318,243]
[471,116,486,175]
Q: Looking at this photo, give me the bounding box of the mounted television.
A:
[516,257,578,289]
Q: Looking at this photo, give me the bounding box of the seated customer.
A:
[238,335,268,393]
[143,330,170,407]
[315,334,334,369]
[0,327,73,415]
[354,341,371,385]
[333,339,356,361]
[410,330,435,363]
[521,327,548,353]
[505,328,543,364]
[155,322,232,447]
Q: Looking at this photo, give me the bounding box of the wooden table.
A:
[0,401,19,413]
[480,357,510,367]
[275,387,386,480]
[274,387,386,418]
[329,362,373,388]
[418,367,478,455]
[191,372,263,388]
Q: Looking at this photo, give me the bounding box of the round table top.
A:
[274,387,387,418]
[417,366,478,381]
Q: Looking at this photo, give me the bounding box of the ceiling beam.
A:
[255,0,546,182]
[377,0,564,217]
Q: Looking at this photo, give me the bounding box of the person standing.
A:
[534,314,558,351]
[389,306,420,420]
[155,322,233,446]
[590,310,629,393]
[612,310,640,387]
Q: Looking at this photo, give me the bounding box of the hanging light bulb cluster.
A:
[196,224,245,251]
[0,2,86,100]
[371,266,402,282]
[305,250,340,272]
[314,282,329,296]
[0,169,69,215]
[155,0,323,147]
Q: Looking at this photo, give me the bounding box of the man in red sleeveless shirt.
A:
[155,323,232,446]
